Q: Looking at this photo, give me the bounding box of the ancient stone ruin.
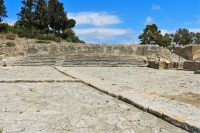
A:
[1,39,200,71]
[11,43,171,67]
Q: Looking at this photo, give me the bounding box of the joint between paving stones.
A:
[54,67,200,133]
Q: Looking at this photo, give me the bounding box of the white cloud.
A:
[74,28,135,44]
[3,19,17,26]
[151,4,161,10]
[161,29,175,35]
[184,20,200,25]
[69,12,122,26]
[146,16,153,24]
[190,28,200,33]
[161,28,200,35]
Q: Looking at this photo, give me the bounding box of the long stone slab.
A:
[0,66,75,81]
[55,66,200,133]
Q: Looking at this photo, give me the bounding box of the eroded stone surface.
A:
[0,83,186,133]
[63,67,200,97]
[0,66,187,133]
[56,67,200,132]
[0,66,74,81]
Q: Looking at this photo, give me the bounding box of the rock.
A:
[184,61,200,71]
[194,70,200,74]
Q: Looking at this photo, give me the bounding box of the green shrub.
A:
[37,35,61,43]
[0,22,84,43]
[36,40,51,44]
[18,28,40,39]
[0,23,9,33]
[6,42,16,47]
[0,128,2,133]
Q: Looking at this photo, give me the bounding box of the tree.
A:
[159,33,172,47]
[17,0,35,28]
[194,32,200,44]
[48,0,69,33]
[66,19,76,29]
[173,28,193,45]
[34,0,49,31]
[139,24,162,44]
[0,0,7,22]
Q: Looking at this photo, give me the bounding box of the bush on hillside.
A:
[35,40,51,44]
[0,23,9,32]
[37,34,61,43]
[6,42,16,47]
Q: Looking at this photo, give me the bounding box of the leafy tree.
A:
[173,28,193,45]
[139,24,162,44]
[66,19,76,29]
[158,33,172,47]
[48,0,69,32]
[34,0,49,31]
[15,0,83,43]
[194,32,200,44]
[0,0,7,22]
[17,0,35,28]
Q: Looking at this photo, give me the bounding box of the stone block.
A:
[148,61,159,69]
[148,61,169,69]
[183,61,200,71]
[194,70,200,74]
[159,62,169,69]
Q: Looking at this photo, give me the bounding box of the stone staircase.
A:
[12,55,57,66]
[62,55,147,67]
[12,54,147,67]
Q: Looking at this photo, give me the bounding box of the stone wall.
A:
[26,43,171,57]
[1,42,173,66]
[168,45,200,60]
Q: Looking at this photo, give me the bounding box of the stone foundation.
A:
[148,61,169,69]
[183,61,200,71]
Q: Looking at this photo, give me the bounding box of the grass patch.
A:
[0,128,2,133]
[36,40,51,44]
[37,35,61,43]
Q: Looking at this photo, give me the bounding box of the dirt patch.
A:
[162,92,200,108]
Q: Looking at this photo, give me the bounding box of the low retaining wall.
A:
[183,61,200,71]
[148,61,183,70]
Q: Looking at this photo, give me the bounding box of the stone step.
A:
[12,63,56,66]
[12,55,147,66]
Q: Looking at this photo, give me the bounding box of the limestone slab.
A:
[56,66,200,132]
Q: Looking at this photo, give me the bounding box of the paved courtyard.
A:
[64,67,200,107]
[0,66,188,133]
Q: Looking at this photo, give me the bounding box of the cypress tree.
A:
[48,0,68,33]
[0,0,7,22]
[34,0,49,31]
[17,0,35,28]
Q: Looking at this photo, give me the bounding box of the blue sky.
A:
[4,0,200,44]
